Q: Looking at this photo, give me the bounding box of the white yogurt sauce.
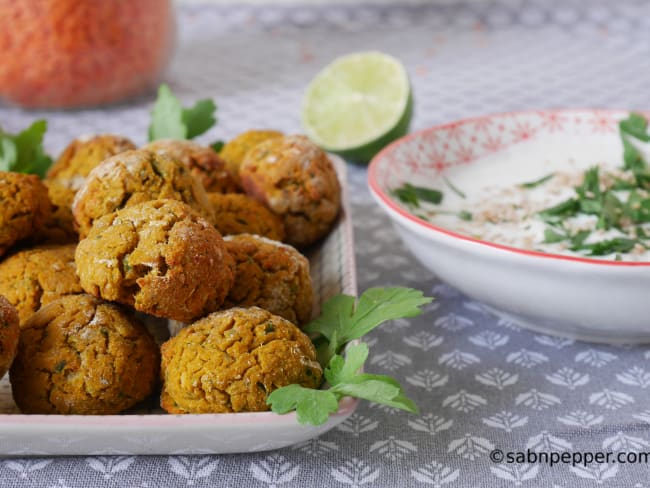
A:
[419,157,650,262]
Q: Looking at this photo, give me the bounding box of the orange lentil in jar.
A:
[0,0,175,109]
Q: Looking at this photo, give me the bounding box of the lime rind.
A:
[333,91,413,164]
[301,51,412,164]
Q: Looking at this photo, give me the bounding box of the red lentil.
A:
[0,0,175,109]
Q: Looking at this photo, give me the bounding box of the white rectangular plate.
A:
[0,156,357,456]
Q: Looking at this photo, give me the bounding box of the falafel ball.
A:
[0,172,51,257]
[220,130,283,184]
[160,307,322,414]
[143,139,239,193]
[10,294,159,414]
[0,296,19,381]
[208,193,285,241]
[32,180,78,245]
[223,234,313,325]
[75,199,234,323]
[0,244,83,325]
[46,134,136,190]
[239,135,341,248]
[72,149,216,237]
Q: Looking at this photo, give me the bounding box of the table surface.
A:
[3,1,650,487]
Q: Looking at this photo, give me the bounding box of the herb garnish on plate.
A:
[0,120,52,178]
[148,84,224,149]
[0,85,225,179]
[267,287,432,426]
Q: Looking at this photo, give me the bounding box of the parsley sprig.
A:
[266,287,432,426]
[1,84,222,177]
[306,287,432,366]
[148,84,218,142]
[0,120,52,177]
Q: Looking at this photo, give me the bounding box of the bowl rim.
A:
[368,108,650,268]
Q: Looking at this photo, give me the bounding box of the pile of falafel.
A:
[0,131,341,415]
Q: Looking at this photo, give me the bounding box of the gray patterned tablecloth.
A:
[3,1,650,486]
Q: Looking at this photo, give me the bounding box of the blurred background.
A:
[3,0,641,150]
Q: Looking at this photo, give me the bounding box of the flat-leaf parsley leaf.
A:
[267,287,431,425]
[306,287,432,365]
[267,384,340,426]
[148,84,218,141]
[519,173,555,189]
[391,183,443,208]
[268,341,419,425]
[0,120,52,177]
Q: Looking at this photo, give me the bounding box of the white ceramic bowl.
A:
[369,109,650,344]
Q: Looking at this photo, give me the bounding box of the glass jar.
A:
[0,0,175,109]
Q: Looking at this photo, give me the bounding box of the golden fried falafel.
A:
[143,139,239,193]
[0,244,82,325]
[0,296,19,381]
[10,294,159,414]
[32,180,78,245]
[72,149,216,237]
[0,172,51,257]
[223,234,313,325]
[239,135,341,248]
[160,307,322,414]
[75,199,234,323]
[208,193,285,241]
[47,134,136,190]
[220,130,283,184]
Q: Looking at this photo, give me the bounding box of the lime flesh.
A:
[301,51,412,164]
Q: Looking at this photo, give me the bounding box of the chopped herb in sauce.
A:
[533,113,650,257]
[573,237,638,256]
[391,183,443,208]
[390,113,650,260]
[543,228,566,244]
[519,173,555,189]
[443,176,466,199]
[538,198,580,222]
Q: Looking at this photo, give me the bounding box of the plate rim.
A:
[0,154,359,451]
[0,396,358,429]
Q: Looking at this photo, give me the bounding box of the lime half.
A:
[301,51,412,164]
